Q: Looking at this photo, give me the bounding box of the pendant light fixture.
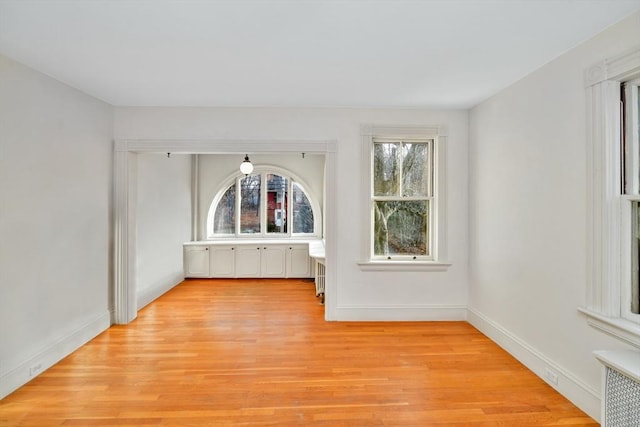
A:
[240,154,253,175]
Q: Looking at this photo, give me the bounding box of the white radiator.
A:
[595,350,640,427]
[315,260,325,304]
[308,240,325,304]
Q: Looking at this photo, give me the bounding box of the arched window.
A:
[207,167,319,238]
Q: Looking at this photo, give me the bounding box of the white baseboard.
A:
[467,307,601,422]
[136,273,184,310]
[0,310,110,400]
[334,304,467,321]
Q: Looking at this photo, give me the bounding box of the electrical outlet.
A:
[544,367,559,385]
[29,363,43,377]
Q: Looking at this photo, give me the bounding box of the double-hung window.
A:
[359,125,449,271]
[581,46,640,347]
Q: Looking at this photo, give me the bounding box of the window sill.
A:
[358,261,451,272]
[578,307,640,349]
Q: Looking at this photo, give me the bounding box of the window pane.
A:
[374,143,399,196]
[374,200,428,256]
[213,184,235,234]
[240,175,261,234]
[402,142,429,197]
[266,174,288,233]
[292,183,314,233]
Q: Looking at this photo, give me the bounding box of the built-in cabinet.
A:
[183,245,210,277]
[287,245,311,277]
[184,242,314,278]
[210,245,235,277]
[260,246,286,277]
[235,246,262,277]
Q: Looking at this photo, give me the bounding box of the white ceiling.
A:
[1,0,639,109]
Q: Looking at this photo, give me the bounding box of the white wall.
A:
[136,153,192,309]
[0,55,112,398]
[114,107,469,320]
[198,153,325,240]
[468,11,640,420]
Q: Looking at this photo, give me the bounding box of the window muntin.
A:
[208,170,317,238]
[372,139,433,259]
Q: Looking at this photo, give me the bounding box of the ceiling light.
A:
[240,154,253,175]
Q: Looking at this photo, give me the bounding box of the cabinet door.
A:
[210,245,235,277]
[235,246,262,277]
[261,246,286,277]
[184,246,210,278]
[287,245,311,278]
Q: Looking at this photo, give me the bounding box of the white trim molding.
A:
[113,150,137,324]
[468,307,601,421]
[582,45,640,344]
[584,46,640,87]
[335,304,466,321]
[0,311,110,400]
[113,138,339,323]
[115,139,335,154]
[360,124,447,139]
[584,79,622,317]
[357,261,451,271]
[137,272,186,310]
[579,307,640,349]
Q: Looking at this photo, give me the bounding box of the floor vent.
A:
[595,350,640,427]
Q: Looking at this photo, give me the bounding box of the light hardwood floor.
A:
[1,278,597,426]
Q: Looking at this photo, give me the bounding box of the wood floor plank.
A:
[0,278,598,426]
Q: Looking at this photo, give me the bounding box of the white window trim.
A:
[112,138,338,324]
[358,125,450,271]
[582,45,640,348]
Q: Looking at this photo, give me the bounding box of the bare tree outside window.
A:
[374,143,399,196]
[374,200,428,256]
[293,183,314,233]
[402,143,429,197]
[373,140,432,258]
[210,171,317,237]
[240,174,261,233]
[213,184,235,234]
